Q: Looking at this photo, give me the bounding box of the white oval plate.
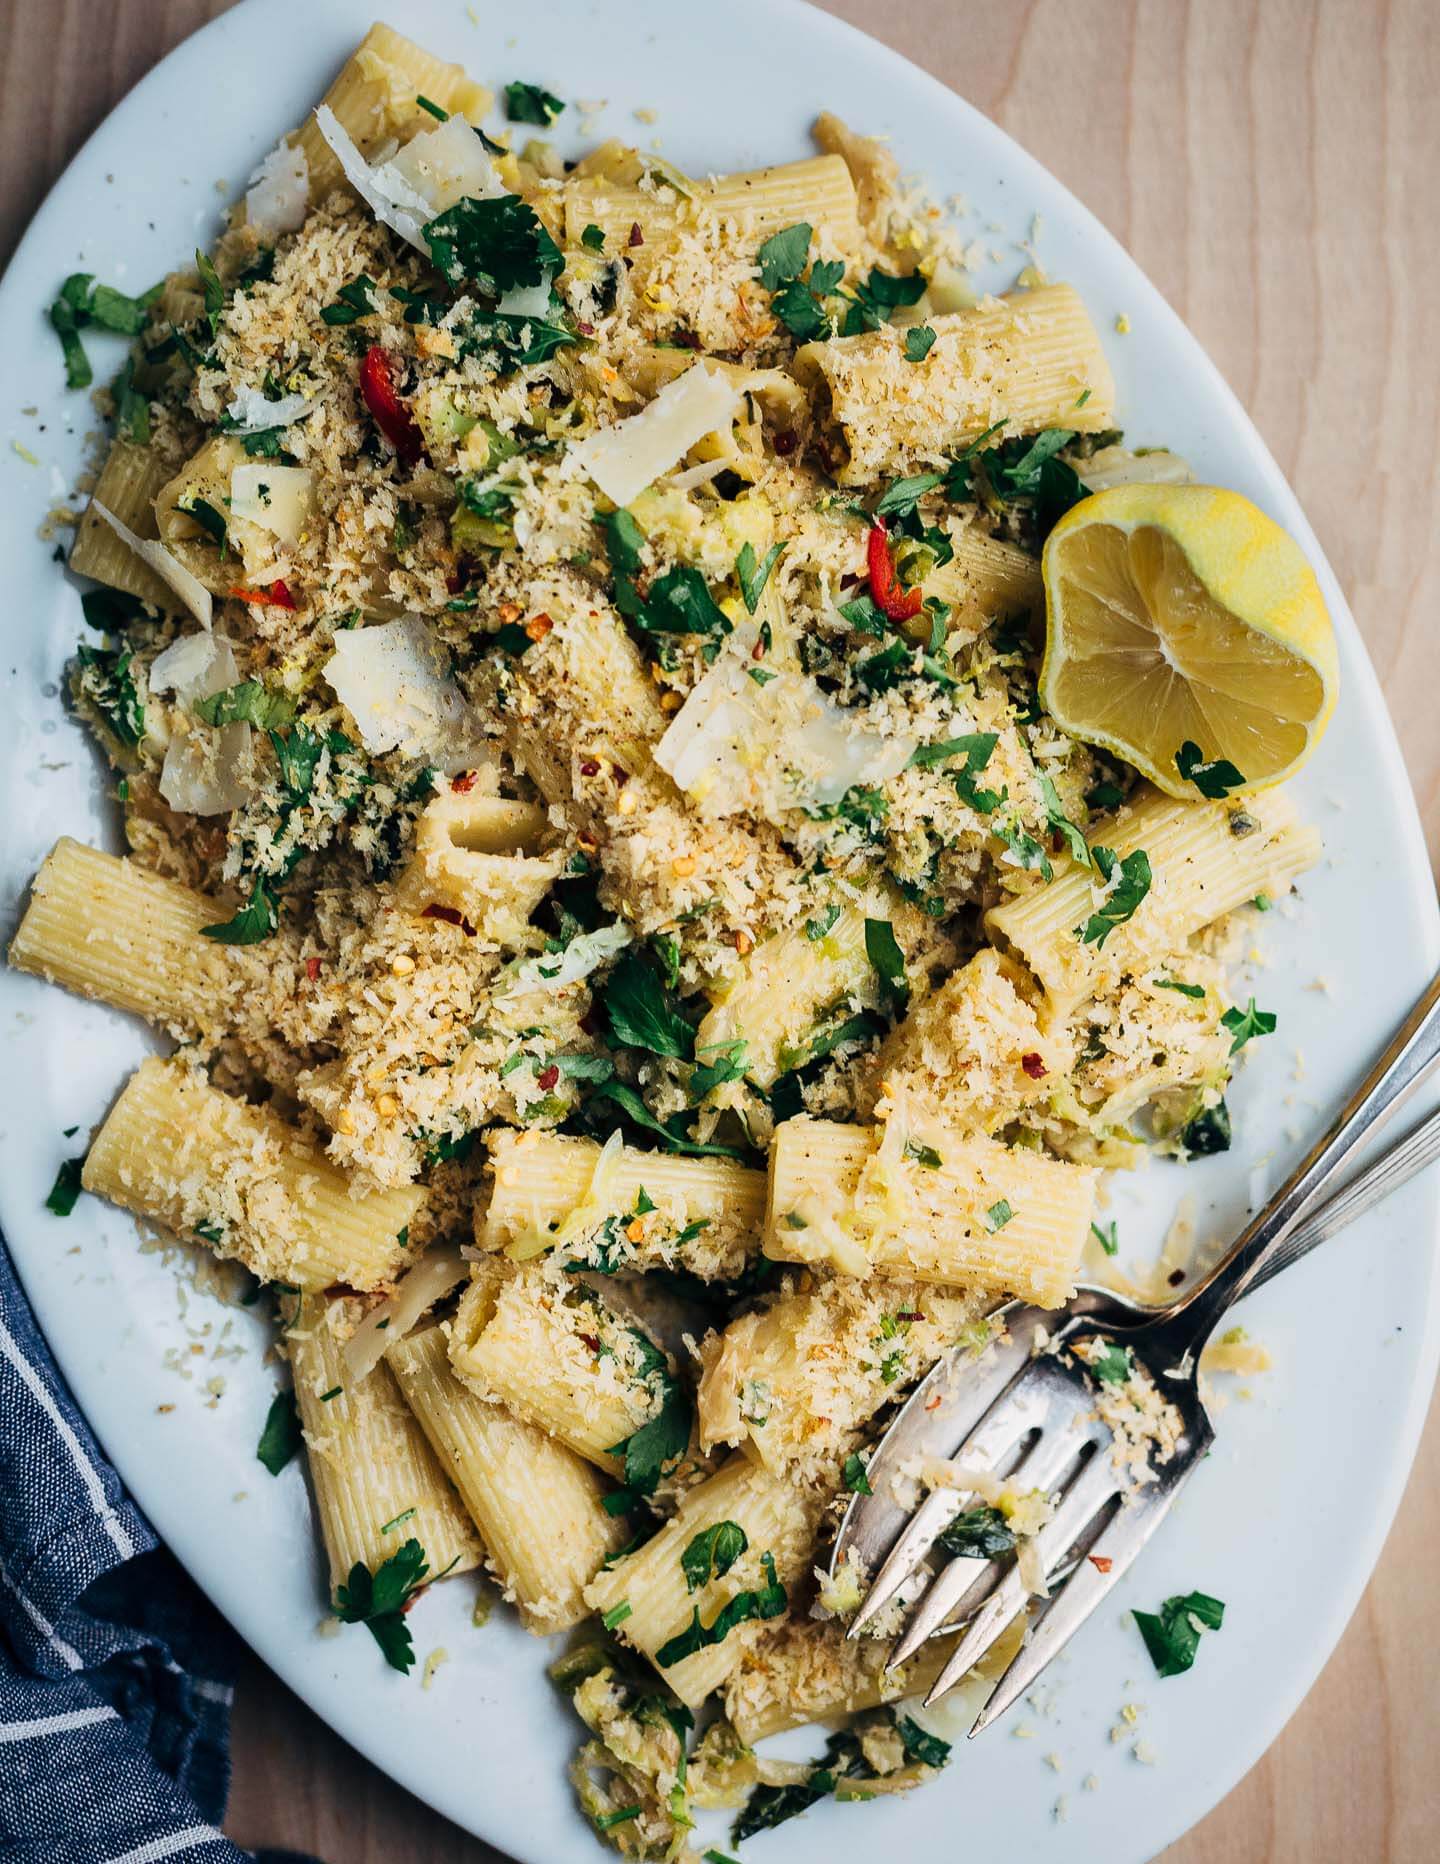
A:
[1,3,1436,1859]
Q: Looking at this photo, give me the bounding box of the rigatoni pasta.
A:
[13,18,1331,1853]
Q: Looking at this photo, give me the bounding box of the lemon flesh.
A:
[1040,485,1338,797]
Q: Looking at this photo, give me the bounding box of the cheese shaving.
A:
[91,500,213,629]
[567,365,744,507]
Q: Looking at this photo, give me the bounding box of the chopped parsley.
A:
[255,1389,302,1475]
[936,1504,1015,1559]
[984,1199,1014,1232]
[581,223,607,252]
[1132,1589,1225,1678]
[585,1080,751,1160]
[424,194,563,298]
[194,679,295,730]
[841,1452,873,1496]
[201,877,279,946]
[1154,976,1207,1000]
[333,1538,430,1673]
[1039,773,1091,866]
[1076,846,1152,947]
[47,271,161,387]
[74,643,144,748]
[909,731,1003,813]
[1088,1342,1134,1385]
[680,1520,749,1592]
[874,470,944,521]
[320,275,378,326]
[504,80,565,126]
[603,1332,693,1513]
[894,1714,951,1769]
[45,1156,85,1217]
[804,903,842,942]
[1090,1220,1119,1256]
[655,1550,786,1667]
[757,222,815,290]
[731,1726,872,1840]
[864,917,908,1014]
[601,505,647,576]
[600,949,694,1059]
[1175,740,1246,799]
[689,1039,748,1101]
[736,541,785,614]
[1220,997,1276,1054]
[904,1140,942,1169]
[601,1600,632,1630]
[1181,1098,1232,1156]
[840,264,926,335]
[903,324,937,362]
[620,563,730,646]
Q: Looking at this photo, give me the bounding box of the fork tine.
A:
[851,1379,1051,1642]
[923,1446,1125,1706]
[886,1379,1101,1668]
[967,1460,1206,1735]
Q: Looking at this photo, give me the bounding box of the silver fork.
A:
[836,970,1440,1731]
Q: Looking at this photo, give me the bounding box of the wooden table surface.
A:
[3,1,1438,1858]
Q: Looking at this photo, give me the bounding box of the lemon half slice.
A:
[1039,484,1338,797]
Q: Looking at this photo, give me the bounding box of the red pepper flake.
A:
[924,1392,943,1411]
[524,611,553,643]
[773,429,797,457]
[627,222,644,248]
[1088,1554,1114,1574]
[674,330,701,350]
[421,903,477,936]
[579,1332,603,1354]
[866,520,924,623]
[1021,1052,1048,1079]
[579,759,601,778]
[304,955,322,982]
[228,579,296,609]
[576,319,596,336]
[536,1065,560,1091]
[358,344,425,465]
[451,770,480,793]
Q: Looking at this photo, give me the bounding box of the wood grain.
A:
[3,2,1438,1860]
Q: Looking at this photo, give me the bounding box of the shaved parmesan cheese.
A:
[150,634,254,816]
[341,1243,469,1382]
[222,386,315,433]
[324,615,475,761]
[91,500,212,630]
[388,111,501,216]
[500,922,632,997]
[244,140,310,238]
[229,464,314,547]
[496,280,554,321]
[655,627,914,822]
[567,365,744,507]
[314,106,500,254]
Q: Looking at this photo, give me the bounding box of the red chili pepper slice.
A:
[359,344,425,465]
[866,520,924,623]
[228,579,296,609]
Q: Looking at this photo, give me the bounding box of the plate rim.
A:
[0,2,1436,1859]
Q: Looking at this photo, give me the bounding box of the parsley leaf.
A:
[1155,976,1206,1000]
[841,264,926,334]
[1133,1589,1225,1678]
[334,1538,430,1672]
[581,223,607,252]
[194,679,295,730]
[864,917,908,1014]
[586,1079,750,1160]
[320,275,378,326]
[995,815,1053,880]
[804,903,842,941]
[1181,1098,1232,1157]
[841,1452,873,1495]
[736,541,785,614]
[195,250,224,334]
[45,1156,85,1217]
[256,1389,302,1475]
[601,506,647,576]
[680,1520,749,1592]
[1038,772,1091,866]
[656,1550,787,1667]
[80,588,147,632]
[1076,846,1152,947]
[504,80,565,126]
[74,643,145,748]
[601,950,694,1059]
[605,1333,693,1510]
[855,634,911,693]
[904,324,937,362]
[895,1714,951,1769]
[984,1199,1014,1232]
[756,222,813,290]
[1175,740,1247,799]
[874,471,944,521]
[732,1728,871,1840]
[904,1140,942,1169]
[936,1503,1015,1559]
[622,564,730,642]
[424,195,564,297]
[201,877,279,946]
[690,1039,748,1102]
[770,277,833,341]
[1089,1341,1134,1385]
[1220,997,1276,1054]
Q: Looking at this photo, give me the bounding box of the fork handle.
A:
[1163,970,1440,1351]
